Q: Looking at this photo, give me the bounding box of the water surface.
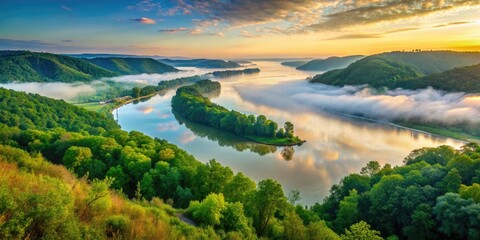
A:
[116,61,463,205]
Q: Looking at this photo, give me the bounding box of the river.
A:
[115,61,464,205]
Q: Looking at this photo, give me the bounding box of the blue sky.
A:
[1,0,479,58]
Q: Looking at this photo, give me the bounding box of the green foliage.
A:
[86,57,179,75]
[334,189,359,232]
[283,211,307,240]
[0,88,119,132]
[460,183,480,203]
[433,193,480,239]
[246,179,287,236]
[211,68,260,77]
[0,87,340,239]
[399,63,480,93]
[0,50,117,83]
[341,221,384,240]
[172,80,303,145]
[317,143,480,239]
[310,51,480,89]
[188,193,226,226]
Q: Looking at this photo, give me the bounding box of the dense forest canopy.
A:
[310,51,480,89]
[0,50,118,83]
[0,87,339,239]
[86,57,179,75]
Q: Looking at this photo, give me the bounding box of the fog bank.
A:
[0,82,96,100]
[235,82,480,125]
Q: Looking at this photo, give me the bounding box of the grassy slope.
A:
[86,57,179,75]
[0,51,118,83]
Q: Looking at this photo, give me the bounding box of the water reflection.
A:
[172,110,278,156]
[116,61,465,205]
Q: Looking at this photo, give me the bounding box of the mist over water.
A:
[0,82,96,100]
[235,82,480,125]
[116,61,466,205]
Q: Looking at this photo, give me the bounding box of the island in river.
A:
[171,80,305,146]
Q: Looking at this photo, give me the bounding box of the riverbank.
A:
[246,136,306,146]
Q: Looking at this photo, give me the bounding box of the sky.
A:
[0,0,479,58]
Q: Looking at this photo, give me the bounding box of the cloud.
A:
[62,39,73,43]
[156,0,479,34]
[326,27,420,40]
[131,17,156,24]
[239,30,261,38]
[235,81,480,126]
[61,5,72,11]
[432,21,472,28]
[0,82,95,100]
[107,68,210,85]
[308,0,480,31]
[158,27,190,33]
[157,121,180,132]
[327,33,383,40]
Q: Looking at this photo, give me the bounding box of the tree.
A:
[335,189,359,232]
[188,193,226,226]
[247,179,287,236]
[223,172,256,203]
[459,183,480,203]
[307,221,341,240]
[62,146,92,170]
[132,87,141,98]
[221,202,252,236]
[283,211,307,240]
[284,122,294,138]
[437,168,461,193]
[360,161,381,176]
[433,193,480,239]
[288,189,301,205]
[341,221,383,240]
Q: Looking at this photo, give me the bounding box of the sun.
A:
[476,19,480,24]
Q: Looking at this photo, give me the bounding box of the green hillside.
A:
[86,57,179,75]
[297,55,364,71]
[0,87,340,239]
[0,51,118,83]
[311,51,480,88]
[398,63,480,93]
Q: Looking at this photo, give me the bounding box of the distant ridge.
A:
[0,50,117,83]
[296,55,365,71]
[158,59,241,68]
[310,51,480,89]
[86,57,179,75]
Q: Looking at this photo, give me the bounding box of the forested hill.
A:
[0,87,341,239]
[296,55,364,71]
[0,50,118,83]
[397,63,480,93]
[0,87,118,132]
[310,51,480,88]
[158,58,241,68]
[86,57,179,75]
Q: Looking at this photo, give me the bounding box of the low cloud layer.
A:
[236,82,480,125]
[0,82,96,100]
[106,67,211,85]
